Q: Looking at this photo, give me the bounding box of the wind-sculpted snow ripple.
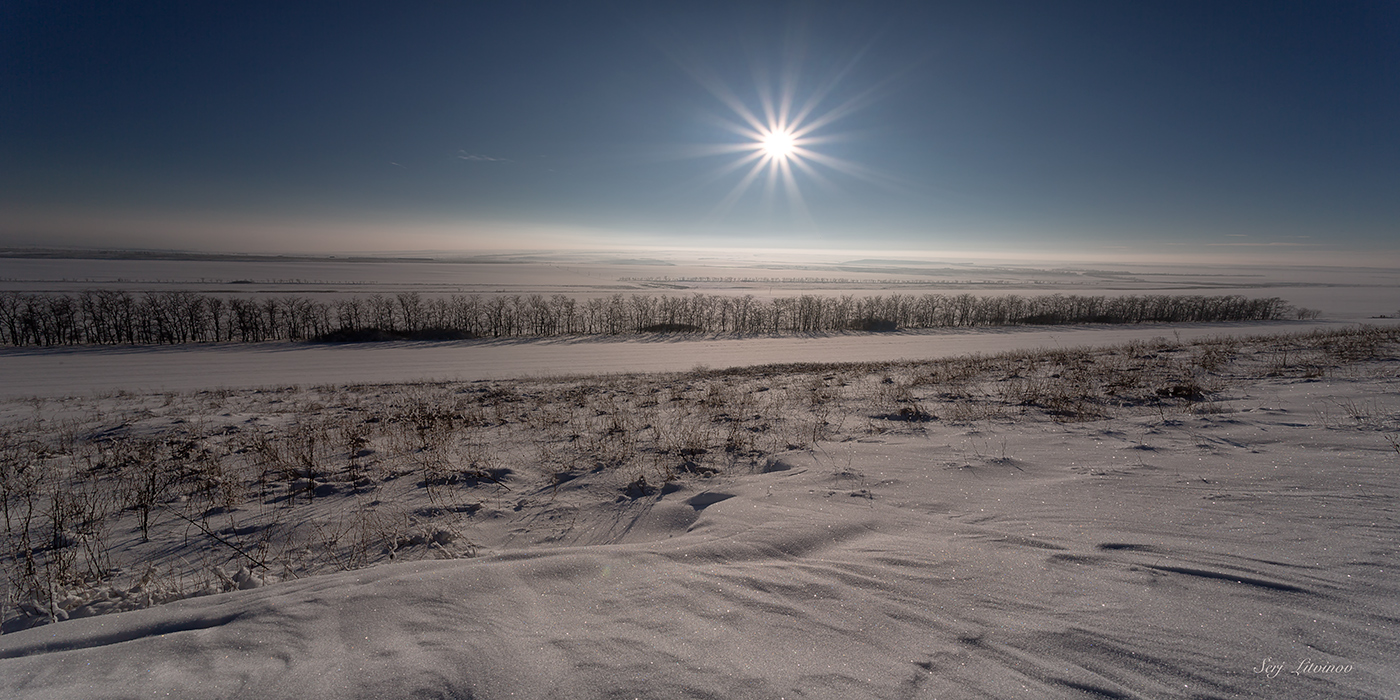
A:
[3,410,1399,698]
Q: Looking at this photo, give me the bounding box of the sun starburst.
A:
[678,54,888,225]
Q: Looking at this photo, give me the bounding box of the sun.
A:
[663,36,892,224]
[680,62,884,223]
[760,129,797,159]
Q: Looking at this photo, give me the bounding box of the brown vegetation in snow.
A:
[0,325,1394,631]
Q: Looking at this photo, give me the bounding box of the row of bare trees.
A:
[0,290,1291,346]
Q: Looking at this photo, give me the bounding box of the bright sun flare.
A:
[760,129,796,159]
[684,50,886,222]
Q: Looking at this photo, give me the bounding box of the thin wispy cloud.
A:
[457,151,510,162]
[1204,241,1310,247]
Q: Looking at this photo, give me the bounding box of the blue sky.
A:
[2,1,1397,262]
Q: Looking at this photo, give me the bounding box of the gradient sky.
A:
[2,1,1397,262]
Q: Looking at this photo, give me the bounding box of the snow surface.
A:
[0,321,1385,399]
[2,334,1397,698]
[2,255,1397,697]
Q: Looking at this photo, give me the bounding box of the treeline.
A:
[0,290,1292,347]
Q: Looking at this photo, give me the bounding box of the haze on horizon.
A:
[2,1,1397,266]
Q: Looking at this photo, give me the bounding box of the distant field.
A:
[2,253,1397,321]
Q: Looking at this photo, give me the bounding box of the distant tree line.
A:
[0,290,1293,347]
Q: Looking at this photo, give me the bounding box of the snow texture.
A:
[1,255,1397,697]
[2,340,1397,698]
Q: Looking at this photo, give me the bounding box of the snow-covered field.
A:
[1,320,1385,399]
[2,321,1398,699]
[1,255,1398,698]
